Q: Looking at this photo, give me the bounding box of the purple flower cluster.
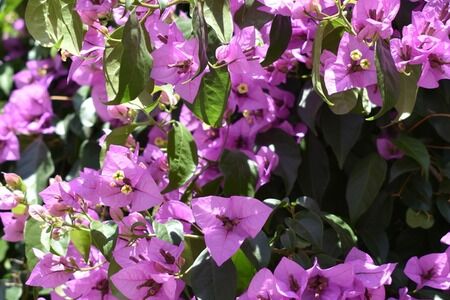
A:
[0,58,61,163]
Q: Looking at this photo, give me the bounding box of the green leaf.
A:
[406,208,434,229]
[50,231,70,257]
[187,66,231,128]
[320,108,364,168]
[261,15,292,67]
[152,220,184,245]
[91,221,118,260]
[360,230,389,263]
[256,128,301,194]
[311,19,347,106]
[163,121,198,193]
[25,0,60,47]
[233,0,273,29]
[322,214,357,252]
[24,219,47,270]
[104,27,124,100]
[369,40,422,121]
[346,153,387,223]
[0,63,14,96]
[70,227,91,262]
[189,250,237,300]
[192,1,209,79]
[111,11,153,104]
[219,149,258,197]
[241,231,271,270]
[203,0,233,43]
[105,122,147,147]
[0,240,8,262]
[25,0,82,53]
[389,157,420,183]
[393,135,430,174]
[59,0,83,54]
[298,133,329,201]
[287,211,324,249]
[79,140,101,169]
[17,138,55,204]
[232,250,256,294]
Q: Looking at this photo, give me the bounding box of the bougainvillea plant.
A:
[0,0,449,299]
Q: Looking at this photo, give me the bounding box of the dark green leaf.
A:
[203,0,233,43]
[80,140,101,169]
[360,230,389,263]
[256,128,301,194]
[346,153,387,223]
[187,67,231,128]
[91,221,118,260]
[233,1,273,29]
[241,231,271,270]
[389,157,420,183]
[297,81,323,135]
[320,108,364,168]
[105,122,147,147]
[0,240,8,262]
[299,133,329,201]
[322,214,357,252]
[163,122,198,193]
[189,250,237,300]
[111,11,153,103]
[287,211,324,249]
[261,15,291,67]
[393,135,430,174]
[152,220,184,245]
[17,138,55,204]
[70,227,91,262]
[219,149,258,196]
[192,1,209,79]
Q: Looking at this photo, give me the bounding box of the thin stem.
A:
[407,113,450,132]
[50,95,71,101]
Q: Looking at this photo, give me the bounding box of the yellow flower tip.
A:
[360,58,371,70]
[237,83,249,95]
[121,184,133,195]
[350,49,363,61]
[112,170,125,181]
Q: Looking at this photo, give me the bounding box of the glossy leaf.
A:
[163,121,198,193]
[24,219,47,270]
[187,67,231,128]
[91,221,118,260]
[219,149,258,197]
[111,11,153,104]
[17,138,55,204]
[287,211,324,249]
[241,232,271,270]
[393,135,430,174]
[152,220,184,245]
[203,0,233,43]
[189,250,237,300]
[70,227,92,262]
[261,15,292,67]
